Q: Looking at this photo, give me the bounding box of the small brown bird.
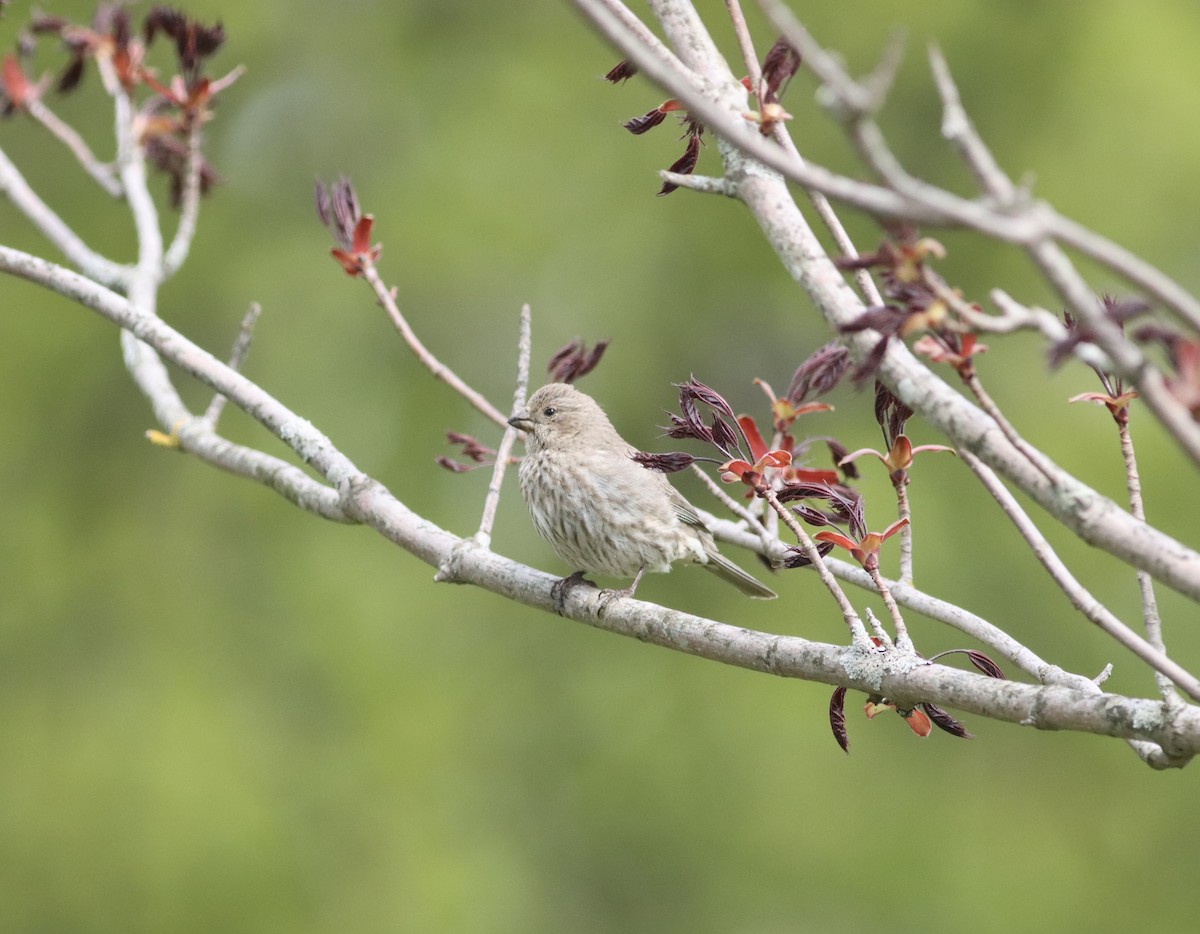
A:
[508,382,776,600]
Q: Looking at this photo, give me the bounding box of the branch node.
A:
[435,537,484,584]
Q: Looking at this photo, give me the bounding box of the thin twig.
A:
[361,265,509,428]
[723,0,883,306]
[0,145,128,287]
[989,289,1114,373]
[759,486,869,643]
[658,171,735,196]
[959,450,1200,702]
[926,43,1015,203]
[921,39,1200,468]
[690,463,774,550]
[868,566,911,650]
[894,482,913,585]
[863,607,890,644]
[162,123,203,279]
[476,304,532,546]
[205,302,263,426]
[1117,413,1179,707]
[961,372,1056,483]
[26,99,123,198]
[927,42,1200,335]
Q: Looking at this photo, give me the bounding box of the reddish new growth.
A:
[436,432,500,474]
[636,371,865,571]
[605,55,705,195]
[1132,323,1200,420]
[0,53,36,114]
[641,377,807,493]
[1162,338,1200,419]
[837,227,985,383]
[605,36,798,193]
[1056,296,1155,425]
[315,178,381,277]
[12,4,233,205]
[547,338,609,384]
[603,59,638,84]
[829,647,1004,752]
[739,37,800,136]
[839,382,954,485]
[622,99,682,135]
[812,517,908,573]
[757,37,801,105]
[658,130,702,196]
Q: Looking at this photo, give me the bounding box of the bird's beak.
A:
[507,410,532,431]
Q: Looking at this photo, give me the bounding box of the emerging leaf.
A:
[921,703,973,739]
[829,686,849,753]
[604,59,638,83]
[631,451,696,473]
[547,338,609,383]
[657,133,701,196]
[900,706,933,737]
[760,37,801,103]
[966,651,1005,680]
[623,107,668,135]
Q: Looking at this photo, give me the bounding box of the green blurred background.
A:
[2,0,1199,930]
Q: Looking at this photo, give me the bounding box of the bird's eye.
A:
[542,406,557,417]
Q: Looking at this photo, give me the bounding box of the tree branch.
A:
[6,240,1194,762]
[570,0,1200,606]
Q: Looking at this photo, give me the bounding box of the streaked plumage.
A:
[508,383,775,599]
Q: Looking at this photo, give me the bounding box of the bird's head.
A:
[508,382,617,452]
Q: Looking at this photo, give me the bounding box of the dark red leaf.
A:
[788,503,831,527]
[780,540,835,568]
[30,15,69,33]
[1100,293,1151,325]
[677,388,711,443]
[786,341,851,404]
[56,52,86,93]
[760,37,801,103]
[966,651,1005,680]
[435,456,471,473]
[657,133,700,196]
[872,381,913,446]
[315,177,364,250]
[921,703,973,739]
[547,338,610,384]
[622,107,667,135]
[604,59,638,83]
[709,415,743,461]
[848,336,891,387]
[829,686,849,753]
[631,451,695,473]
[445,431,495,462]
[840,305,903,335]
[825,439,858,480]
[681,377,736,420]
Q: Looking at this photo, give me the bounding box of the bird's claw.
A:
[596,568,645,615]
[552,570,596,615]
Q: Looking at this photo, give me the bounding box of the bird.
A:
[508,382,776,601]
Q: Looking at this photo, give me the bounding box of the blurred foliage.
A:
[2,0,1200,931]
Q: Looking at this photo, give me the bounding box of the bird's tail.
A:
[702,551,777,599]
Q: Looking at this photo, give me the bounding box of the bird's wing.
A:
[666,485,710,531]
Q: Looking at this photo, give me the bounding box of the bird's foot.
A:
[552,570,597,615]
[596,568,646,613]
